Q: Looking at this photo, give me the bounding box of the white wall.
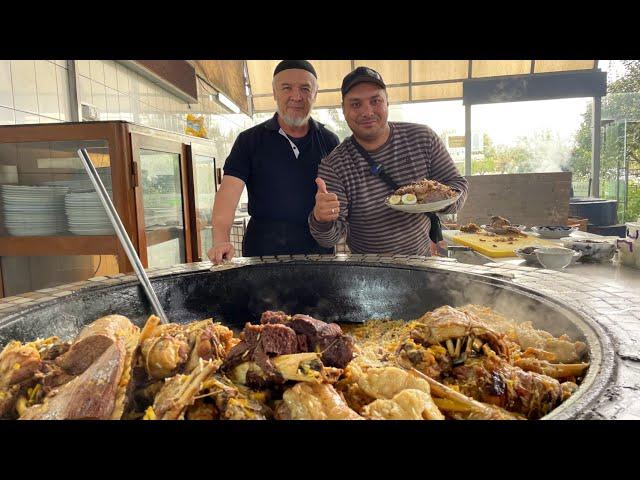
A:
[0,60,253,140]
[0,60,71,125]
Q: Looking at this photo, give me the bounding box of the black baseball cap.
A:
[341,66,386,98]
[273,60,317,79]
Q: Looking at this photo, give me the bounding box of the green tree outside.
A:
[568,60,640,222]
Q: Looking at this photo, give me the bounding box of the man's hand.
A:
[429,240,448,257]
[207,242,235,265]
[313,177,340,223]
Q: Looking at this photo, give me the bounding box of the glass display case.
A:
[0,121,217,297]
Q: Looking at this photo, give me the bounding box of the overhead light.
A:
[216,92,241,114]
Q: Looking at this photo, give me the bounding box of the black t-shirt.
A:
[223,113,340,225]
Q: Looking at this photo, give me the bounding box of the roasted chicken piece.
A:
[202,375,270,420]
[490,215,511,228]
[140,316,237,379]
[147,365,269,421]
[148,359,219,420]
[409,368,523,420]
[411,306,511,362]
[460,305,588,364]
[396,339,451,380]
[275,382,363,420]
[460,223,482,233]
[0,341,42,418]
[482,216,526,236]
[450,355,564,419]
[230,352,341,386]
[513,357,589,380]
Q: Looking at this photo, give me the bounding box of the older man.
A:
[208,60,339,264]
[309,66,468,256]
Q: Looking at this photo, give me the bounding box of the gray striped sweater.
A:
[308,122,468,256]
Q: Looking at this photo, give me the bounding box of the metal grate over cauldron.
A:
[1,254,638,420]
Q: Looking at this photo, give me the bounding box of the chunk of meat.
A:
[411,306,509,359]
[0,341,43,418]
[140,317,236,379]
[223,323,300,385]
[0,341,42,389]
[289,314,354,368]
[490,215,511,228]
[260,311,291,324]
[21,339,127,420]
[460,223,482,233]
[451,356,563,419]
[460,305,588,363]
[56,314,137,375]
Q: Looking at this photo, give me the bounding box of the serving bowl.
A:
[514,246,540,265]
[535,247,581,270]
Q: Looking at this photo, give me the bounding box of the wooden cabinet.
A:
[0,121,218,297]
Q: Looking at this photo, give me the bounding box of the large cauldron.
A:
[0,255,625,419]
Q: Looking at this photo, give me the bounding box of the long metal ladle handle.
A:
[77,148,169,324]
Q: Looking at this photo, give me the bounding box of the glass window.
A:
[600,92,640,222]
[139,149,185,268]
[192,153,215,255]
[471,98,592,194]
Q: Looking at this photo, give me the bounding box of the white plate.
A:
[2,194,66,201]
[0,185,68,192]
[65,207,107,212]
[5,218,66,223]
[385,194,460,213]
[69,229,115,235]
[67,222,113,227]
[6,229,67,236]
[530,226,577,239]
[2,206,65,211]
[4,218,67,223]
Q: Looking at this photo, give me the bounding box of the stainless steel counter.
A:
[497,256,640,291]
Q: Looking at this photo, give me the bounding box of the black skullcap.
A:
[273,60,317,79]
[341,66,386,97]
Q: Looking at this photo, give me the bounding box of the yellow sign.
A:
[448,136,465,149]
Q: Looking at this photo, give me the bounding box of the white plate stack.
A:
[0,184,69,236]
[65,191,115,235]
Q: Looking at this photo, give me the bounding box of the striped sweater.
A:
[308,122,468,256]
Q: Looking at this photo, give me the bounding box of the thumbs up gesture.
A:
[313,177,340,223]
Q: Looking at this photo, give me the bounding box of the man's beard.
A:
[278,107,310,127]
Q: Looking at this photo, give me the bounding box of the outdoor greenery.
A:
[568,60,640,222]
